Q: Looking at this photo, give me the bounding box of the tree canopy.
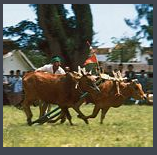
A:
[3,4,93,70]
[125,4,153,47]
[107,37,140,62]
[108,4,153,62]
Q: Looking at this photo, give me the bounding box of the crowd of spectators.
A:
[3,70,23,105]
[103,63,153,105]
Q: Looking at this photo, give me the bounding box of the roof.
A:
[96,48,111,54]
[18,50,36,70]
[3,50,36,70]
[3,39,18,55]
[142,47,153,56]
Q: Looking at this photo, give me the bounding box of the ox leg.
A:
[22,100,33,126]
[60,108,67,124]
[39,101,48,118]
[46,104,52,113]
[59,108,74,125]
[60,114,66,124]
[64,108,73,125]
[72,98,89,124]
[100,107,109,124]
[85,106,100,120]
[73,106,89,124]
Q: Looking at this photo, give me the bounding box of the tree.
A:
[36,4,93,70]
[125,4,153,47]
[3,4,93,70]
[107,37,140,62]
[3,20,43,50]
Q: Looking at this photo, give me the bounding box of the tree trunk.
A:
[37,4,61,57]
[37,4,93,71]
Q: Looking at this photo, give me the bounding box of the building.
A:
[95,47,153,72]
[3,39,36,75]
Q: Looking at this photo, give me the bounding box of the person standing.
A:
[138,70,148,92]
[3,73,9,105]
[12,70,23,105]
[125,64,136,80]
[118,63,125,77]
[8,70,16,92]
[105,65,114,77]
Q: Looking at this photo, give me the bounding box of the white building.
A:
[3,50,36,75]
[95,47,153,72]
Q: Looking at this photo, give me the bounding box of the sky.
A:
[3,4,150,47]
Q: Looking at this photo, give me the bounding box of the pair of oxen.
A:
[19,69,146,126]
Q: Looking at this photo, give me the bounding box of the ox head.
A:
[77,70,100,94]
[68,68,100,94]
[129,79,146,100]
[66,71,100,93]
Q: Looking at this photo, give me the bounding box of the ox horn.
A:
[88,70,92,75]
[75,82,79,89]
[82,67,87,75]
[78,66,82,76]
[80,67,87,76]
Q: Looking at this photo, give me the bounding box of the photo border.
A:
[2,0,155,154]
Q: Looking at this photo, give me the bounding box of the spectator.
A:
[114,68,118,73]
[118,63,125,77]
[100,66,104,74]
[12,70,23,105]
[3,74,10,104]
[8,70,16,92]
[98,63,104,74]
[14,70,23,92]
[105,65,114,77]
[65,66,71,73]
[22,71,26,77]
[3,75,8,85]
[146,73,153,93]
[3,74,9,93]
[125,64,137,104]
[137,70,148,92]
[8,70,15,82]
[125,64,136,80]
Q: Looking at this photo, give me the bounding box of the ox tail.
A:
[14,92,25,110]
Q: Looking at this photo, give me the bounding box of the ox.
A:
[21,71,100,125]
[82,79,146,124]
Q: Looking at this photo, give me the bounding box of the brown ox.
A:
[83,79,146,124]
[21,71,100,125]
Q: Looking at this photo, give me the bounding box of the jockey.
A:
[35,56,65,74]
[35,56,66,117]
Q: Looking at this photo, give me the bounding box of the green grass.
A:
[3,104,153,147]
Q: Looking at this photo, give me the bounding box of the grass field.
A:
[3,104,153,147]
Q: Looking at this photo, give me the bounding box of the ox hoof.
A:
[84,119,89,124]
[60,120,66,124]
[27,121,32,126]
[27,119,32,126]
[70,123,74,126]
[60,117,66,124]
